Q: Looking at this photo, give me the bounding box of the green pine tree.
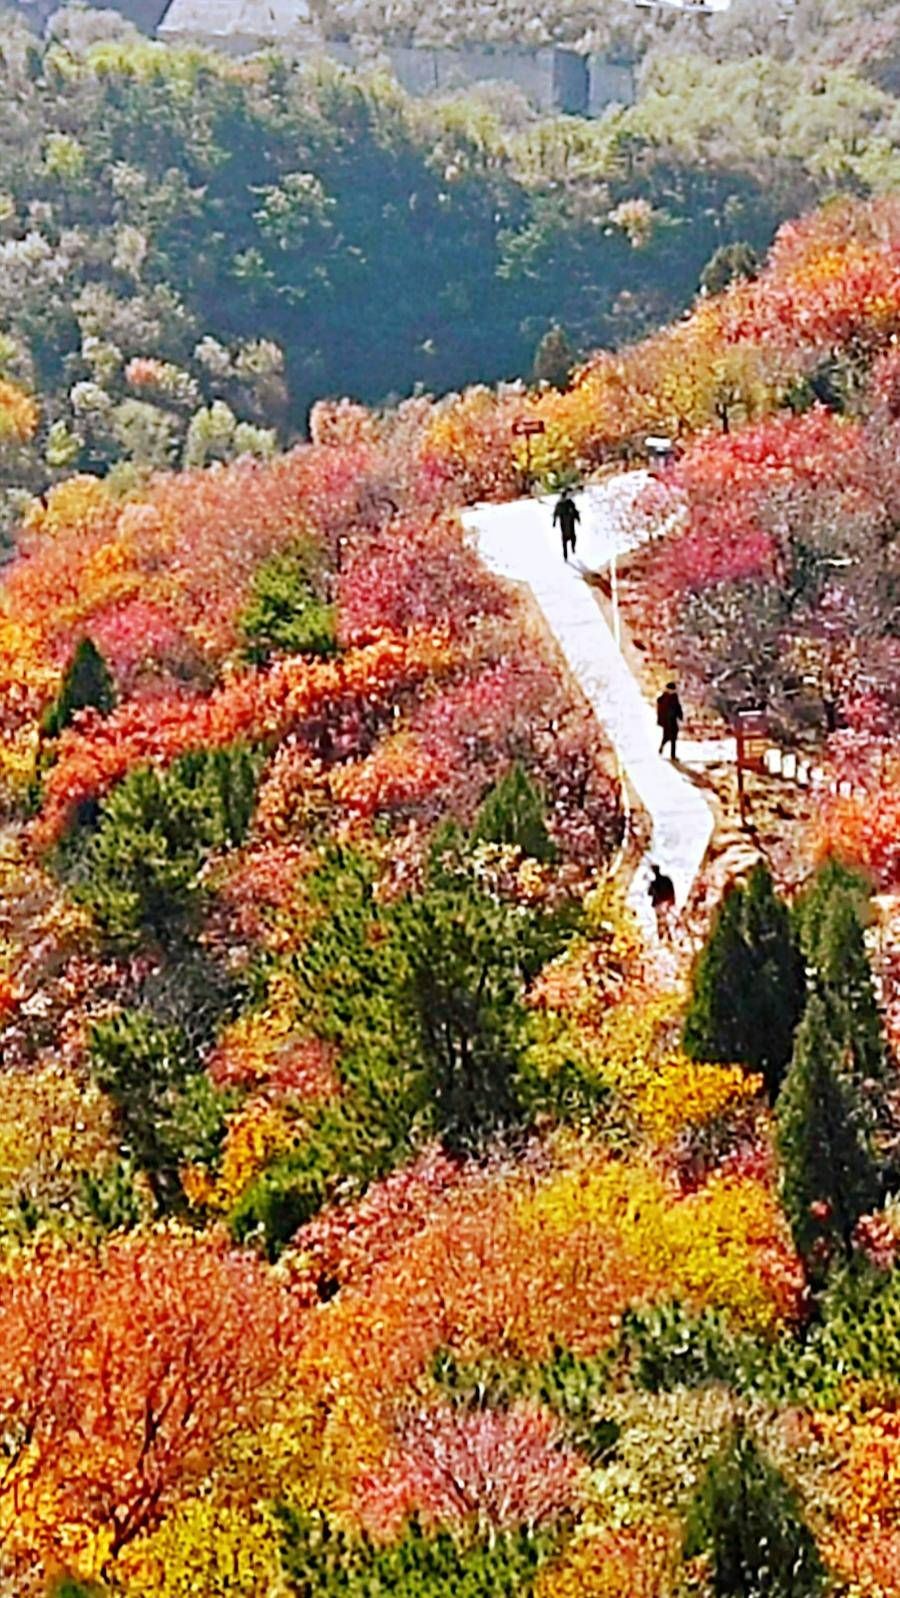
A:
[684,1424,825,1598]
[807,888,885,1086]
[89,1011,194,1212]
[683,884,755,1068]
[239,539,336,664]
[684,865,804,1100]
[41,636,116,739]
[472,763,557,863]
[275,1507,549,1596]
[69,746,261,945]
[393,877,532,1151]
[792,856,872,963]
[776,994,880,1277]
[739,863,807,1098]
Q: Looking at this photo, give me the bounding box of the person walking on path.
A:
[553,490,580,562]
[648,863,676,939]
[656,680,684,759]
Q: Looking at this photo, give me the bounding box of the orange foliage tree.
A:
[0,1228,304,1573]
[32,626,453,847]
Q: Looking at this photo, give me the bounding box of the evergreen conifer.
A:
[684,865,804,1098]
[684,1424,825,1598]
[808,889,885,1085]
[740,863,807,1097]
[684,885,754,1065]
[472,763,557,863]
[792,856,871,963]
[41,636,116,739]
[776,994,880,1276]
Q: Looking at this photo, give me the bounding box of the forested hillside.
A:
[0,178,899,1592]
[2,8,900,1597]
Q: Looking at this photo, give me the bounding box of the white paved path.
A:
[462,476,715,938]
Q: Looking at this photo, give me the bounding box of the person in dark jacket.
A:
[553,491,580,562]
[648,863,676,937]
[656,681,684,759]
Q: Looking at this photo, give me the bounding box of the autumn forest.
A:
[1,1,900,1595]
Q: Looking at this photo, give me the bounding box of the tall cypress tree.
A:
[740,863,806,1098]
[776,994,880,1277]
[792,856,870,958]
[684,885,754,1066]
[684,864,804,1100]
[684,1424,825,1598]
[808,889,885,1086]
[42,636,116,739]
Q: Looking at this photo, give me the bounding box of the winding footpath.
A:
[462,475,716,937]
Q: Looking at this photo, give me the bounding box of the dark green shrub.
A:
[229,1152,325,1258]
[392,879,531,1151]
[42,636,116,739]
[240,540,336,664]
[620,1302,752,1393]
[780,1260,900,1407]
[234,818,578,1249]
[684,1425,826,1597]
[89,1009,232,1211]
[472,762,557,863]
[78,1158,149,1233]
[69,745,261,944]
[275,1508,552,1596]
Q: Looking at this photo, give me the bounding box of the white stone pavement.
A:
[462,475,716,937]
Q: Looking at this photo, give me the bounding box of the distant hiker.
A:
[553,491,580,562]
[656,681,684,759]
[648,863,676,938]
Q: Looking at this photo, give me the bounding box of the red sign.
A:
[734,710,769,774]
[512,418,546,437]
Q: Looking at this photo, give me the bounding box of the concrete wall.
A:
[315,43,633,116]
[157,5,636,115]
[159,0,312,52]
[587,55,636,114]
[554,48,590,114]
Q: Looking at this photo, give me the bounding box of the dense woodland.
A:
[2,4,900,1596]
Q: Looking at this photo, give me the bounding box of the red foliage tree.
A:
[33,627,453,847]
[338,514,510,644]
[356,1402,585,1540]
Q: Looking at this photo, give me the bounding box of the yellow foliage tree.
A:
[0,377,39,444]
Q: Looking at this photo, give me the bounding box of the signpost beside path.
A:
[734,708,768,830]
[512,417,546,486]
